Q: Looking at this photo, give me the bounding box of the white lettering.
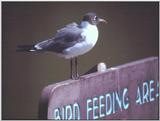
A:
[93,97,98,119]
[53,103,80,120]
[65,105,72,119]
[112,92,115,114]
[99,95,105,118]
[136,86,142,105]
[115,92,122,111]
[105,93,112,115]
[149,80,155,102]
[143,82,149,103]
[156,81,159,97]
[54,108,61,120]
[87,99,92,119]
[73,103,80,119]
[122,88,129,109]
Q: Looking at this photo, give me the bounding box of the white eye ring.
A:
[94,16,98,20]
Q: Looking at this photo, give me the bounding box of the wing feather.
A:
[35,22,84,53]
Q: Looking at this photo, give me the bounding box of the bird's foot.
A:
[71,75,79,80]
[71,74,85,80]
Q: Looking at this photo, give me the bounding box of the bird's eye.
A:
[93,16,98,21]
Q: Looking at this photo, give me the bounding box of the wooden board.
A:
[38,57,159,119]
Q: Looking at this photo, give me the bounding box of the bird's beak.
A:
[99,18,107,24]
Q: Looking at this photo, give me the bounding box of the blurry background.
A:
[2,2,159,119]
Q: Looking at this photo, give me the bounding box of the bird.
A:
[17,12,107,79]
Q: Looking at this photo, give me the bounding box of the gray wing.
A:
[35,22,84,53]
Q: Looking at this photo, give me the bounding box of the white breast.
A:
[81,21,99,47]
[61,22,99,59]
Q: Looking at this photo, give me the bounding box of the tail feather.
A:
[16,45,35,52]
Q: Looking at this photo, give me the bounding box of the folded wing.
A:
[34,22,84,53]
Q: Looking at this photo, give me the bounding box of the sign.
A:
[39,57,159,119]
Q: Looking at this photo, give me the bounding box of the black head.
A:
[82,12,107,25]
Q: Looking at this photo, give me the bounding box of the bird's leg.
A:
[70,57,79,80]
[70,58,74,79]
[75,57,79,79]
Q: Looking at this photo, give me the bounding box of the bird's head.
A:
[82,12,107,25]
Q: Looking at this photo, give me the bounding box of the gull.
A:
[17,12,107,79]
